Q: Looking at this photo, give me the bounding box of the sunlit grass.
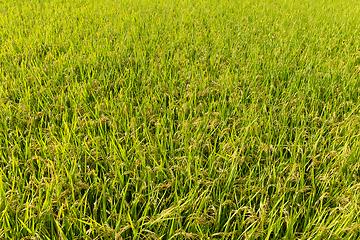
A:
[1,0,360,239]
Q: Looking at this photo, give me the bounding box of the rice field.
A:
[1,0,360,239]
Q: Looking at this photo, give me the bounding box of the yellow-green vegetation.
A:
[1,0,360,239]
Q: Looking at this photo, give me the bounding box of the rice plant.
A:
[1,0,360,239]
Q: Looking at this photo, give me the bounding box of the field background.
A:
[1,0,360,239]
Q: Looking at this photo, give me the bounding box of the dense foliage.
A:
[1,0,360,239]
